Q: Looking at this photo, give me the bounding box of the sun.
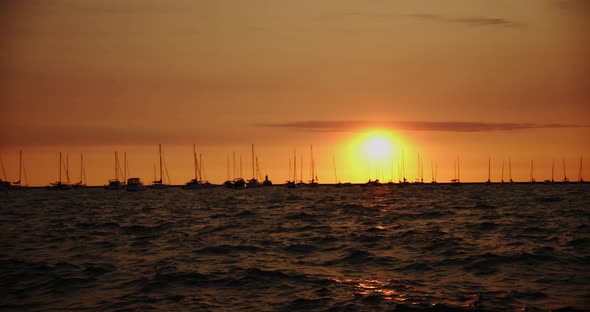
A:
[340,128,407,182]
[365,136,392,160]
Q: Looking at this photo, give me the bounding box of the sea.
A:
[1,184,588,311]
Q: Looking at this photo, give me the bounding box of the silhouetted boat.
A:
[561,157,569,184]
[0,180,9,191]
[508,157,514,183]
[125,177,144,192]
[363,179,383,187]
[262,174,273,186]
[485,157,492,184]
[529,160,536,183]
[151,144,170,189]
[247,144,262,188]
[544,159,555,183]
[233,178,246,189]
[48,152,71,190]
[0,154,9,191]
[105,151,123,190]
[308,145,319,187]
[578,156,584,183]
[286,150,297,188]
[451,156,461,184]
[72,153,87,189]
[7,150,28,190]
[185,145,212,189]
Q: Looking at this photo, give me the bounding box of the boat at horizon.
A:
[47,152,72,190]
[151,144,170,189]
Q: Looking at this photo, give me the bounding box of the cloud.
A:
[263,120,585,133]
[0,124,250,147]
[406,13,523,28]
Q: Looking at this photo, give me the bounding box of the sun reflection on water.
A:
[331,278,410,302]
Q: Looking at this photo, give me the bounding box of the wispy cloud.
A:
[0,124,250,147]
[263,120,585,133]
[406,13,523,28]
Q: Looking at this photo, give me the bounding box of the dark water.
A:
[1,184,589,311]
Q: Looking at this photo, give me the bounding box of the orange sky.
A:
[1,0,589,185]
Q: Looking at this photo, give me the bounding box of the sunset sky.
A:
[1,0,589,185]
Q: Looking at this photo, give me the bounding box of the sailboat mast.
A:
[530,160,534,182]
[227,156,230,181]
[552,159,555,182]
[431,160,434,182]
[19,150,22,183]
[193,144,198,181]
[65,154,70,184]
[159,144,163,183]
[256,156,260,180]
[561,157,568,181]
[435,163,438,182]
[294,149,297,182]
[578,156,584,182]
[59,152,62,183]
[80,153,83,183]
[300,156,303,182]
[563,157,568,181]
[332,152,338,183]
[402,149,406,182]
[501,159,505,182]
[251,144,255,180]
[0,155,7,181]
[82,153,86,184]
[508,157,512,182]
[311,145,314,182]
[115,151,118,181]
[458,159,461,182]
[200,154,204,181]
[488,156,491,182]
[123,152,127,182]
[421,155,424,182]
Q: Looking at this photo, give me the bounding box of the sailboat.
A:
[333,152,342,187]
[72,153,87,189]
[0,154,10,191]
[431,161,438,184]
[545,159,555,183]
[286,150,297,188]
[501,159,505,183]
[247,144,262,188]
[561,157,569,183]
[120,154,143,192]
[11,150,28,189]
[399,149,409,185]
[105,151,123,190]
[485,157,492,184]
[529,160,536,183]
[185,145,210,189]
[508,157,514,183]
[414,154,424,184]
[48,152,72,190]
[233,153,246,189]
[308,144,319,186]
[578,156,585,183]
[151,144,170,189]
[297,155,306,186]
[451,156,461,184]
[223,155,234,188]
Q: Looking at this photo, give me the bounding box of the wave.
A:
[323,248,396,266]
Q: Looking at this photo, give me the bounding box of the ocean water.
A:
[1,184,588,311]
